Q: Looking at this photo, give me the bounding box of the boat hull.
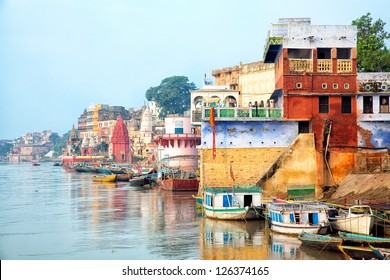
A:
[159,178,199,191]
[92,174,117,182]
[298,233,342,251]
[338,231,390,248]
[329,215,375,235]
[129,177,145,186]
[204,206,259,220]
[338,245,387,260]
[270,221,329,235]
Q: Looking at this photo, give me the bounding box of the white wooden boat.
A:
[328,205,375,235]
[203,186,263,220]
[266,200,329,235]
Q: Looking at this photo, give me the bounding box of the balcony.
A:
[337,60,353,73]
[289,59,313,72]
[202,106,283,121]
[317,59,332,73]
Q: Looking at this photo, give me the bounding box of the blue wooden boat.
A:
[338,231,390,248]
[298,232,342,251]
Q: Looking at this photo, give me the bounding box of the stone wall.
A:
[199,147,284,193]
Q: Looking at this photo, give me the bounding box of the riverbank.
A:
[325,173,390,205]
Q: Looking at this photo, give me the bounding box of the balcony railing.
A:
[337,60,352,73]
[201,107,283,121]
[317,59,332,73]
[289,59,313,72]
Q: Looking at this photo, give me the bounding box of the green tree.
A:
[145,76,197,119]
[53,131,70,157]
[352,13,390,72]
[96,141,108,154]
[0,142,13,157]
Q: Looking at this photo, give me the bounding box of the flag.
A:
[210,107,216,159]
[230,161,235,182]
[136,164,142,175]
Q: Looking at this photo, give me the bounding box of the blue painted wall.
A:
[201,121,299,149]
[358,121,390,149]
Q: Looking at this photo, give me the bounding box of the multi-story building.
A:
[198,18,362,199]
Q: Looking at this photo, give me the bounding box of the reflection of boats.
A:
[298,232,342,251]
[338,244,390,260]
[203,218,261,248]
[203,186,263,220]
[269,232,302,260]
[338,231,390,248]
[267,200,329,235]
[328,205,375,235]
[92,174,117,182]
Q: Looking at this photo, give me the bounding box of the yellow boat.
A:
[92,174,117,183]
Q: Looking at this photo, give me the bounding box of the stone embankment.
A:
[326,173,390,204]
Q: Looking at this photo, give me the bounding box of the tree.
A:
[145,76,197,119]
[96,141,108,154]
[352,13,390,72]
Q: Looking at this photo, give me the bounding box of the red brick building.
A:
[265,18,358,151]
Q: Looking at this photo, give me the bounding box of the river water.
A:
[0,162,345,260]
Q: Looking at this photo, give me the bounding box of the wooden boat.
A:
[158,169,199,191]
[338,244,390,260]
[129,176,145,186]
[192,195,203,204]
[328,205,375,235]
[338,231,390,248]
[159,178,199,191]
[62,165,77,172]
[267,201,329,235]
[203,186,263,220]
[92,174,117,183]
[116,172,133,181]
[298,232,343,251]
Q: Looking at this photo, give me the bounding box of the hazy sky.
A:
[0,0,388,139]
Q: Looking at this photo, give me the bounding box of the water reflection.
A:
[0,163,345,260]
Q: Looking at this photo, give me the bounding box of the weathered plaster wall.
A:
[201,121,299,149]
[262,134,319,199]
[357,122,390,149]
[199,147,285,192]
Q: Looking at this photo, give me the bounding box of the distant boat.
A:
[129,176,146,186]
[116,172,133,181]
[32,161,40,166]
[328,205,375,235]
[298,232,342,251]
[158,168,199,191]
[92,174,117,183]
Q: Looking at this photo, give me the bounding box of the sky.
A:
[0,0,389,139]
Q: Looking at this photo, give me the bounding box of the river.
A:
[0,162,345,260]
